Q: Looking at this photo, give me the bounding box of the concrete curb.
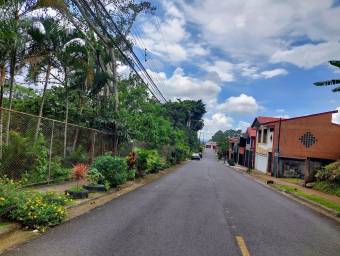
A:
[0,223,21,240]
[226,164,340,225]
[0,162,187,253]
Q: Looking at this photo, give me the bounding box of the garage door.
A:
[255,153,268,173]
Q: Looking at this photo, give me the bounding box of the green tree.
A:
[314,61,340,92]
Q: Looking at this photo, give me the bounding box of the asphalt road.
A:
[3,149,340,256]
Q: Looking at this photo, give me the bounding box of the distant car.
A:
[191,153,201,160]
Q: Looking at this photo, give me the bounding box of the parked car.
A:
[191,153,201,160]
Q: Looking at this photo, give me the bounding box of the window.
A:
[263,129,268,143]
[258,130,262,143]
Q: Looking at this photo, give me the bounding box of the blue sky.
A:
[131,0,340,138]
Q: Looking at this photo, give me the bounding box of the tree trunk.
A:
[0,64,6,159]
[111,50,119,156]
[5,51,16,145]
[34,62,51,144]
[72,96,84,151]
[106,48,118,156]
[63,91,69,159]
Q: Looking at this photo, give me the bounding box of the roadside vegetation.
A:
[0,0,206,231]
[314,161,340,197]
[272,184,340,214]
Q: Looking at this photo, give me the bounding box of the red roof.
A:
[251,116,281,128]
[263,110,338,125]
[246,127,256,137]
[257,116,281,124]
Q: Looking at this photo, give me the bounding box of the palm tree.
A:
[0,20,17,159]
[26,18,63,143]
[314,61,340,92]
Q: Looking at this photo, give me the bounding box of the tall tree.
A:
[26,18,64,142]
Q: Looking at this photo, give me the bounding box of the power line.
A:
[76,0,167,103]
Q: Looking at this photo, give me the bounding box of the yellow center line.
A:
[235,236,250,256]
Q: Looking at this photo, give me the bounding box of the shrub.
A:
[0,178,24,218]
[0,132,48,182]
[135,148,166,175]
[315,168,331,182]
[315,161,340,184]
[10,192,66,231]
[127,169,136,181]
[91,155,128,187]
[50,158,71,180]
[87,168,104,185]
[147,150,166,173]
[0,178,67,231]
[167,145,189,165]
[63,145,88,167]
[136,148,149,177]
[228,159,235,166]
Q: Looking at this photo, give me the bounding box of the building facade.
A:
[266,111,340,179]
[244,127,256,169]
[252,117,280,173]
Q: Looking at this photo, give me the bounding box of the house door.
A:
[267,152,272,173]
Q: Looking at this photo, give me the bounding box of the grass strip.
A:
[272,184,340,213]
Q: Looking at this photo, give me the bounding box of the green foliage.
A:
[10,192,66,231]
[315,161,340,184]
[0,132,48,182]
[314,60,340,92]
[313,181,340,197]
[0,178,67,230]
[135,148,166,175]
[228,159,235,166]
[146,150,166,173]
[127,169,136,181]
[63,145,88,167]
[50,159,71,180]
[91,155,128,187]
[87,168,104,185]
[135,148,149,176]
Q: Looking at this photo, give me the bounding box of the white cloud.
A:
[204,61,235,82]
[203,113,234,137]
[137,1,208,63]
[271,41,340,68]
[236,121,251,132]
[332,107,340,124]
[147,68,221,104]
[260,68,288,79]
[177,0,340,63]
[117,62,131,79]
[217,94,260,114]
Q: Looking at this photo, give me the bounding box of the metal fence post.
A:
[91,131,96,161]
[48,120,55,184]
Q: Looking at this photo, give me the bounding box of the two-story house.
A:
[251,117,281,173]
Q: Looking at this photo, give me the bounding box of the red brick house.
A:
[259,110,340,179]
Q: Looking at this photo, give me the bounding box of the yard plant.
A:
[0,178,69,231]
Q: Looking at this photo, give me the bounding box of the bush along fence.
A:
[0,107,113,185]
[0,107,192,231]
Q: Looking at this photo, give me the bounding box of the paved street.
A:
[3,150,340,256]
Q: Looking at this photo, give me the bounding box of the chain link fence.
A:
[0,107,113,184]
